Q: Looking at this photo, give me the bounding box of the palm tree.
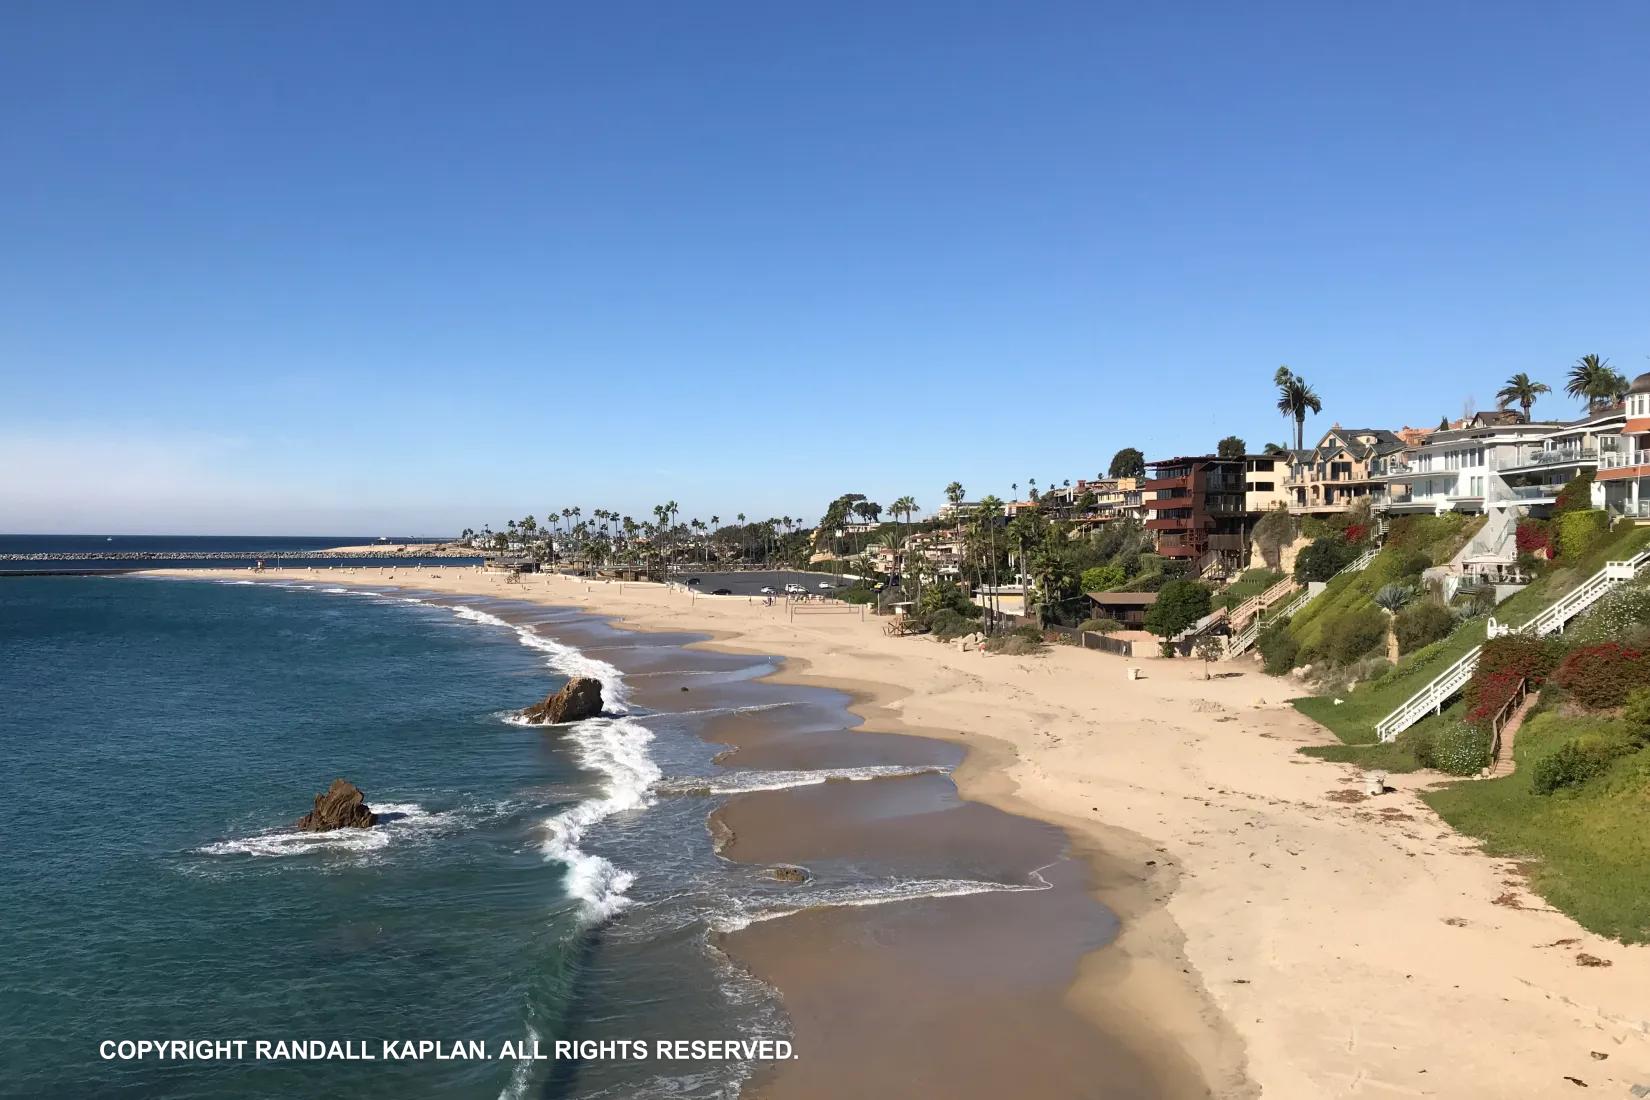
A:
[1495,372,1550,420]
[1274,366,1323,451]
[1373,583,1415,662]
[1565,354,1629,412]
[945,481,965,508]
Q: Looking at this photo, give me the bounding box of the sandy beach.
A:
[150,565,1650,1097]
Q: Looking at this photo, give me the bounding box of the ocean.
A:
[0,574,794,1097]
[0,534,478,573]
[1,571,1043,1098]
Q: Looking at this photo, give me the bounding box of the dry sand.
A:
[152,565,1650,1097]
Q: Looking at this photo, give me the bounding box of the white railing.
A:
[1227,616,1262,656]
[1341,548,1379,575]
[1375,548,1650,740]
[1228,575,1299,629]
[1374,645,1484,740]
[1599,450,1649,471]
[1271,586,1312,620]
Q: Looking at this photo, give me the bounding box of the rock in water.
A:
[296,779,377,831]
[522,677,605,724]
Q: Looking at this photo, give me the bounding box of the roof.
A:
[1087,591,1159,605]
[1630,371,1650,396]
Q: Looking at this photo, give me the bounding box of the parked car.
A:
[759,586,776,595]
[686,577,700,586]
[817,582,835,591]
[711,588,732,596]
[783,583,806,595]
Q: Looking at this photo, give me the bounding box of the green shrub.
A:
[1011,623,1043,643]
[1080,563,1125,592]
[1551,643,1650,709]
[1325,607,1387,666]
[1143,580,1212,638]
[929,609,977,640]
[985,633,1043,656]
[1556,510,1610,560]
[1258,619,1299,675]
[1553,470,1596,516]
[1397,724,1438,769]
[1394,600,1455,654]
[1358,656,1394,682]
[1078,617,1124,634]
[1433,721,1492,775]
[1476,633,1567,684]
[1295,537,1360,582]
[1531,738,1622,795]
[1393,549,1433,578]
[1569,582,1650,646]
[1625,687,1650,731]
[919,580,980,619]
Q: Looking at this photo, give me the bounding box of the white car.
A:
[759,586,776,595]
[783,583,806,595]
[817,582,835,591]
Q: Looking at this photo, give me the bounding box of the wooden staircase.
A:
[1487,690,1539,778]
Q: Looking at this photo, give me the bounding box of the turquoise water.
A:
[0,577,780,1098]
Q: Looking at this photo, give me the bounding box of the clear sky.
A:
[3,2,1647,534]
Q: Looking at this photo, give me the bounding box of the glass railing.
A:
[1501,447,1598,469]
[1599,450,1649,470]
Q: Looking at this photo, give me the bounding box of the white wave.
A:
[713,872,1052,933]
[497,1023,542,1100]
[656,764,946,795]
[198,802,446,858]
[447,605,630,712]
[219,580,257,585]
[666,701,800,718]
[539,716,659,922]
[321,587,349,593]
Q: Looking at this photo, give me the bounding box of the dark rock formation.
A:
[296,779,377,831]
[762,865,810,884]
[522,677,605,724]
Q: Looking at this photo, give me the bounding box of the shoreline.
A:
[139,565,1650,1097]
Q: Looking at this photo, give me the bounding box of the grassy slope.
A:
[1424,709,1650,943]
[1295,523,1650,745]
[1285,514,1473,656]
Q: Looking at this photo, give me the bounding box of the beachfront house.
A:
[1085,590,1157,629]
[1597,371,1650,520]
[1370,412,1561,515]
[1144,455,1251,577]
[1284,426,1405,515]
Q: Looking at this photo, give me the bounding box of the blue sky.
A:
[3,2,1647,534]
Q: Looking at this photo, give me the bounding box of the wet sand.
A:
[463,591,1194,1096]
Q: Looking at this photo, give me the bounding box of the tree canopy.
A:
[1216,435,1247,459]
[1144,580,1212,638]
[1108,447,1145,479]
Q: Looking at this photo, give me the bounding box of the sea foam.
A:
[655,764,946,796]
[198,802,447,858]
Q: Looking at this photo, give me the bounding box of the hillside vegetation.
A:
[1294,521,1650,746]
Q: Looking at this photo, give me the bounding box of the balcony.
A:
[1599,450,1648,470]
[1371,462,1418,479]
[1598,450,1650,481]
[1143,475,1189,492]
[1145,517,1189,531]
[1497,447,1598,474]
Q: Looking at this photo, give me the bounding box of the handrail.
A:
[1487,676,1530,769]
[1376,548,1650,740]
